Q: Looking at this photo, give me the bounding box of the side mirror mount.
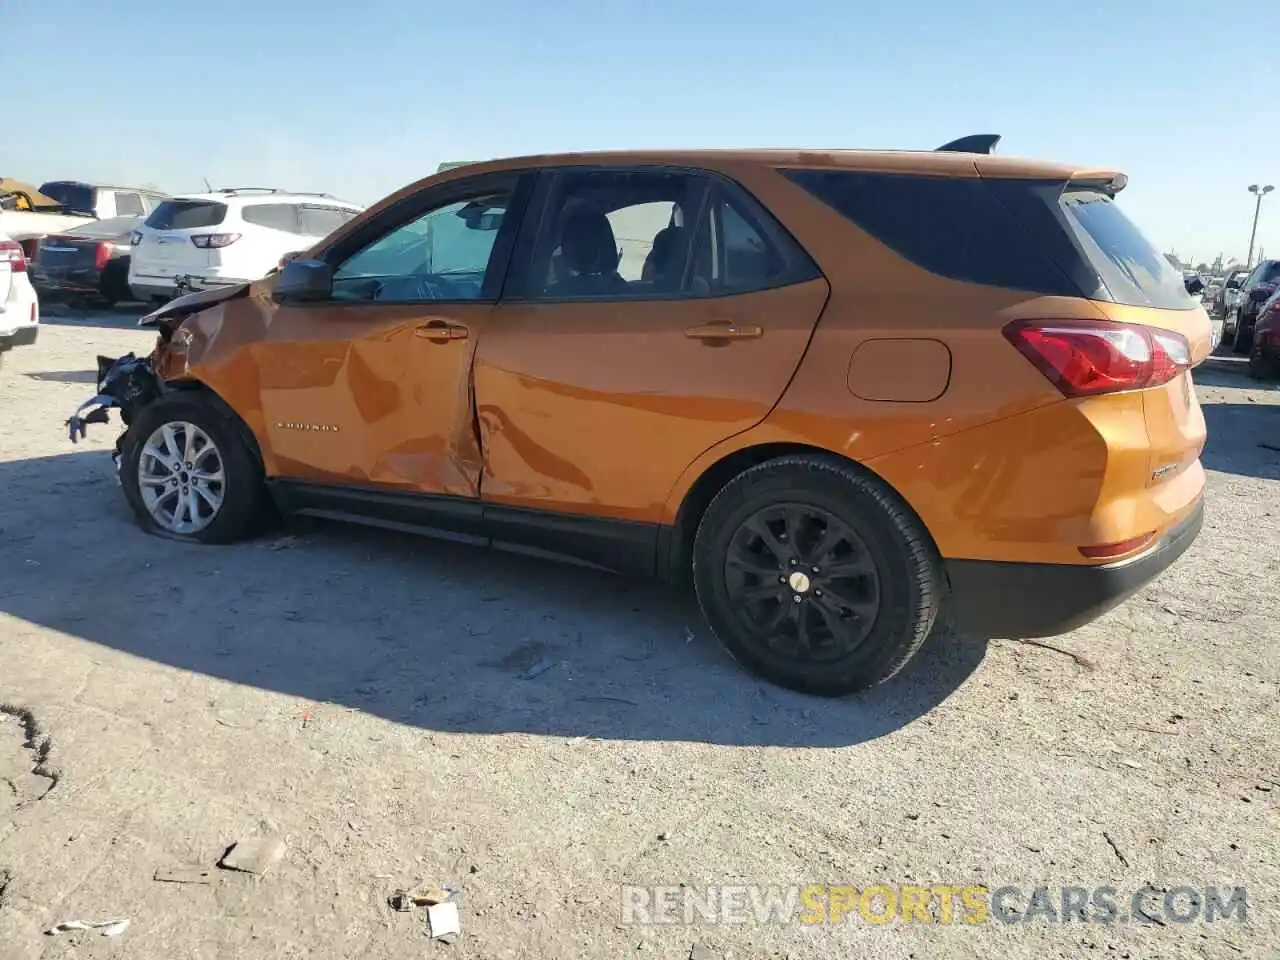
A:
[1184,275,1205,296]
[276,259,333,301]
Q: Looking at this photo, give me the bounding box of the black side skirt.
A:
[267,480,660,577]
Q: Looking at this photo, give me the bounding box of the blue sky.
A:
[6,0,1277,266]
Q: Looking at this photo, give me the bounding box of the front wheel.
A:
[1232,315,1254,354]
[119,393,268,544]
[692,455,942,697]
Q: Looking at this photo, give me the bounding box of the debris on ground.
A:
[390,885,454,912]
[218,834,287,876]
[689,944,720,960]
[154,865,214,884]
[427,900,461,940]
[45,918,130,937]
[518,658,559,680]
[1007,638,1098,670]
[268,535,301,551]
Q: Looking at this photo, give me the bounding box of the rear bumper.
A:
[131,273,249,301]
[32,266,104,296]
[943,496,1204,639]
[0,324,39,351]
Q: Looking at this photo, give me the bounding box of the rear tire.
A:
[1232,315,1254,354]
[692,455,942,697]
[119,393,268,544]
[1248,345,1279,380]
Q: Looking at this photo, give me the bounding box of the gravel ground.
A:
[0,306,1277,960]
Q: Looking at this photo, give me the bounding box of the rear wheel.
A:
[119,393,268,544]
[1232,315,1254,354]
[1248,344,1279,380]
[692,455,942,697]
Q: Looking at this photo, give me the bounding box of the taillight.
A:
[191,233,241,249]
[94,242,114,271]
[1003,319,1191,397]
[0,239,27,272]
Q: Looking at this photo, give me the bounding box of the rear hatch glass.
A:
[145,200,227,230]
[64,216,143,242]
[1054,187,1191,310]
[38,181,96,215]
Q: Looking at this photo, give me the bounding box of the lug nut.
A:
[811,566,820,573]
[793,595,803,604]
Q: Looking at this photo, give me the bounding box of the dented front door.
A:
[250,301,489,495]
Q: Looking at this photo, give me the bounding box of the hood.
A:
[138,282,251,327]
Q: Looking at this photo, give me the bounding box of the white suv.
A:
[128,188,363,302]
[0,231,40,372]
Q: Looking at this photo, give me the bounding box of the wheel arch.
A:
[659,441,939,585]
[161,378,267,473]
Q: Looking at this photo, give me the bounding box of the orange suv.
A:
[69,136,1210,696]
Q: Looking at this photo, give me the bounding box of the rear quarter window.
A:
[780,169,1079,297]
[145,200,228,230]
[241,203,303,233]
[782,168,1195,310]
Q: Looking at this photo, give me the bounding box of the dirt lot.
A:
[1,306,1277,960]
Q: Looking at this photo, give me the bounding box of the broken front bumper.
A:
[65,353,163,449]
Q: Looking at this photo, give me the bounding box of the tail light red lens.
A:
[0,239,27,272]
[94,242,114,271]
[1079,531,1156,559]
[1003,319,1191,397]
[191,233,241,249]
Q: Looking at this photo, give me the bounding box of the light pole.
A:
[1246,184,1274,268]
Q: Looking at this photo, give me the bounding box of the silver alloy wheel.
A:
[137,421,225,535]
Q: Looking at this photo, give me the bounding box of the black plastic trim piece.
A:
[943,498,1204,639]
[267,480,663,576]
[486,503,659,577]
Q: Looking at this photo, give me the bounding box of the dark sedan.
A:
[30,216,142,306]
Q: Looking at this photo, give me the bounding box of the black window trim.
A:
[500,163,822,304]
[284,170,535,309]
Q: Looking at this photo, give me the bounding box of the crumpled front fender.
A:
[138,282,250,328]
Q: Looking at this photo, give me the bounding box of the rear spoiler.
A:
[935,134,1001,155]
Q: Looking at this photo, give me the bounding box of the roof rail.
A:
[935,134,1001,155]
[214,186,281,195]
[287,191,339,200]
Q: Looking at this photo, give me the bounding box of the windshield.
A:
[145,200,228,230]
[38,181,95,214]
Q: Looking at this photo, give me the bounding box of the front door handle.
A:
[685,320,763,343]
[415,319,469,342]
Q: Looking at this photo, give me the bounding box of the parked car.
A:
[1248,288,1280,380]
[0,231,40,372]
[30,216,141,306]
[37,181,168,220]
[128,188,363,303]
[1227,259,1280,353]
[0,181,166,261]
[69,141,1211,697]
[1211,268,1250,322]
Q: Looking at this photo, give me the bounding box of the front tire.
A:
[119,393,267,544]
[1232,314,1254,354]
[692,455,942,697]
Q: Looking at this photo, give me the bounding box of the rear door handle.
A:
[684,320,763,342]
[415,319,469,341]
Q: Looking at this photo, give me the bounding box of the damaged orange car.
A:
[69,135,1211,696]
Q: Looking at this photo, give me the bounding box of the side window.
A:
[522,168,710,301]
[329,188,513,303]
[116,192,144,217]
[298,205,355,238]
[242,203,301,233]
[688,191,789,294]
